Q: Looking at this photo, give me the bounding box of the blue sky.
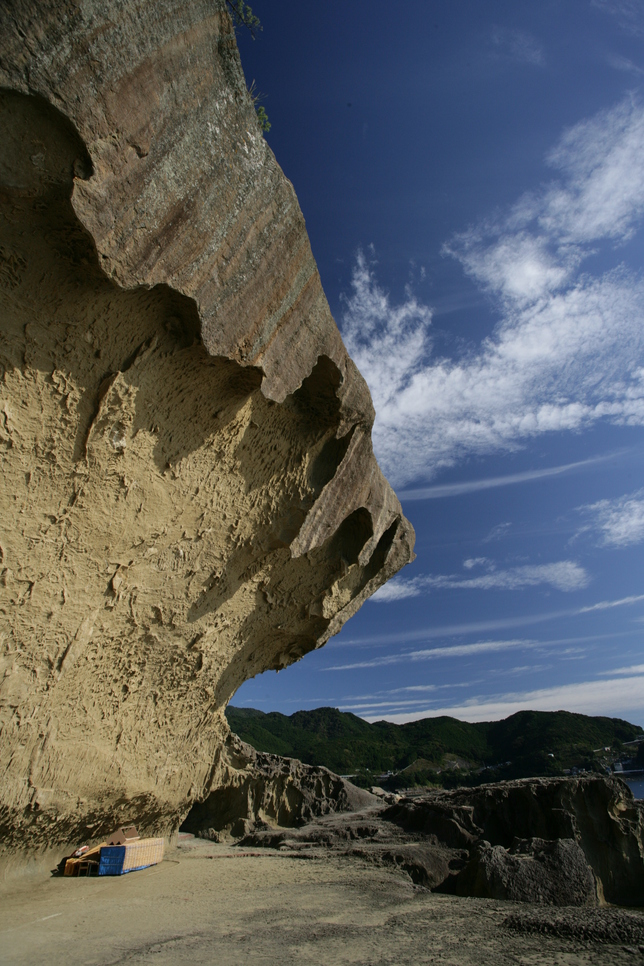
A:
[232,0,644,726]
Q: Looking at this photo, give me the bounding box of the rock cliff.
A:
[0,0,414,860]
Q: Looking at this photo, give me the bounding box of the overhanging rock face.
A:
[0,0,414,857]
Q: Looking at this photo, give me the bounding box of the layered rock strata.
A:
[0,0,414,859]
[383,775,644,905]
[238,774,644,907]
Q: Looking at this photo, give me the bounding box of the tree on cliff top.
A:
[226,0,261,37]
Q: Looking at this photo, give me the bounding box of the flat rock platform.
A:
[1,836,642,965]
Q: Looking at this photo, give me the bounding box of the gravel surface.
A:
[504,907,644,946]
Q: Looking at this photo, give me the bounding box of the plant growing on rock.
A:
[248,79,271,133]
[226,0,261,36]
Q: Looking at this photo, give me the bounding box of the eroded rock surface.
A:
[236,773,644,906]
[383,775,644,905]
[455,837,598,906]
[181,734,378,842]
[0,0,414,860]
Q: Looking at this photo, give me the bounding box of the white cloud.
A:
[490,26,545,67]
[326,639,533,672]
[592,0,644,36]
[463,557,490,569]
[579,593,644,612]
[452,231,571,303]
[398,455,614,500]
[366,673,644,724]
[606,53,644,75]
[335,597,644,649]
[541,96,644,243]
[372,560,589,602]
[580,489,644,547]
[601,663,644,675]
[340,250,431,421]
[341,98,644,487]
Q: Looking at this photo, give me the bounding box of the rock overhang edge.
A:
[0,0,414,860]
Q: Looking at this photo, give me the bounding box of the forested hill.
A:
[225,706,643,786]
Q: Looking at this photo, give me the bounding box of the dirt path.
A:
[0,837,641,965]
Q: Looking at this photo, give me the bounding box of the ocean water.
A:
[624,779,644,800]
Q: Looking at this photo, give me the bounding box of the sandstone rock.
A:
[180,734,378,842]
[384,776,644,906]
[230,784,468,891]
[349,843,467,890]
[0,0,414,861]
[452,837,598,906]
[191,763,643,907]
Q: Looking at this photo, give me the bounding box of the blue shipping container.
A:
[98,846,154,876]
[98,846,126,875]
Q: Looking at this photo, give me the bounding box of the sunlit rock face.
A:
[0,0,414,858]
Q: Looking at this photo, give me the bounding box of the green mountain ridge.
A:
[225,705,644,788]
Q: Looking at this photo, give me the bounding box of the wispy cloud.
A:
[341,98,644,487]
[500,664,551,676]
[425,289,486,318]
[338,698,437,712]
[366,673,644,724]
[579,592,644,612]
[333,680,480,714]
[326,639,532,672]
[601,663,644,675]
[398,455,615,500]
[490,26,545,67]
[606,53,644,75]
[334,595,644,649]
[332,610,572,648]
[328,630,638,673]
[580,489,644,547]
[484,522,513,542]
[372,560,589,602]
[592,0,644,36]
[396,681,477,693]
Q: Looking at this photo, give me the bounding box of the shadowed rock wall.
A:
[181,734,379,842]
[384,776,644,906]
[0,0,414,859]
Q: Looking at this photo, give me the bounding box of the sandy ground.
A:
[0,836,642,966]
